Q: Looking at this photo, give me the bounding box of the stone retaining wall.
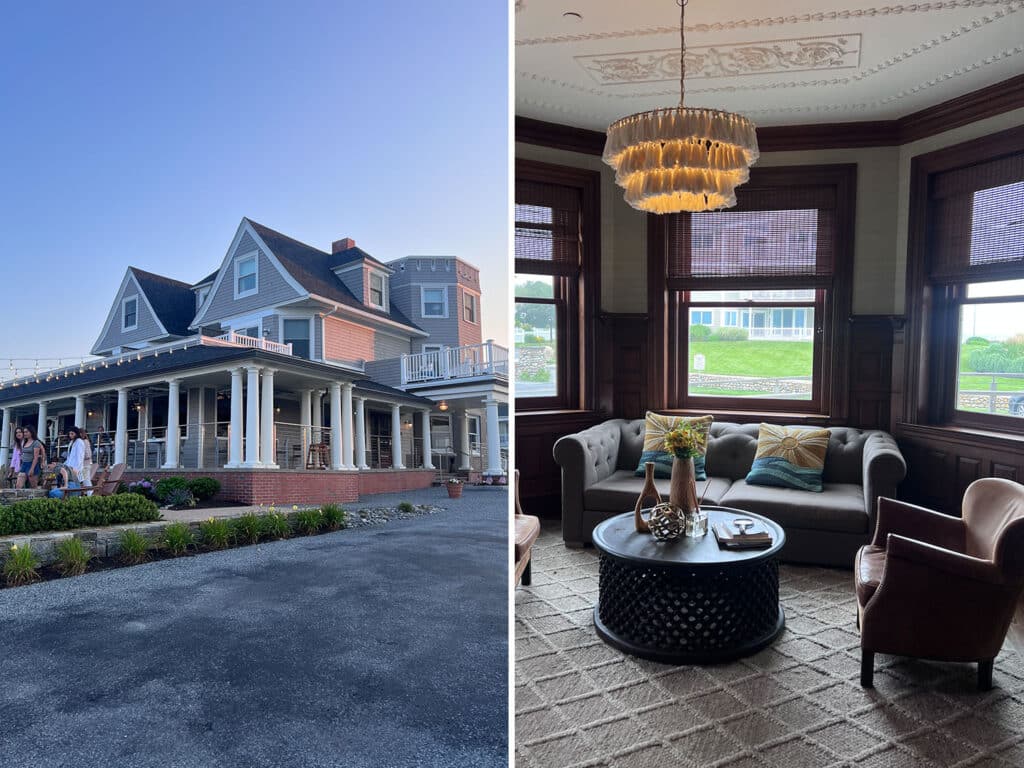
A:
[0,489,46,505]
[688,374,812,396]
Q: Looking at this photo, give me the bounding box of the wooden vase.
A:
[633,461,662,533]
[669,456,699,513]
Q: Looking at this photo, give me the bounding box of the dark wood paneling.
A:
[895,423,1024,515]
[602,314,650,420]
[848,316,899,431]
[516,75,1024,153]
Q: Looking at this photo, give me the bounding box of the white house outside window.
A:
[236,256,257,296]
[421,287,447,318]
[122,297,138,331]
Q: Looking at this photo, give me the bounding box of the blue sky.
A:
[0,0,508,377]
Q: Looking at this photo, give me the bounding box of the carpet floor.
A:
[515,524,1024,768]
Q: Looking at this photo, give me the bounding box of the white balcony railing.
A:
[212,331,293,355]
[400,341,509,385]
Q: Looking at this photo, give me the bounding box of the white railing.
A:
[212,331,293,355]
[400,341,510,385]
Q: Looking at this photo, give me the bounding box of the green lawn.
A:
[958,375,1024,392]
[688,341,813,378]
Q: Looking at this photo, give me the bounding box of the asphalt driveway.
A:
[0,488,508,768]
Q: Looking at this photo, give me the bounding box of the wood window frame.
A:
[515,159,601,412]
[650,164,856,419]
[904,124,1024,434]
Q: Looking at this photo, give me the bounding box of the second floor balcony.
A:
[400,341,509,386]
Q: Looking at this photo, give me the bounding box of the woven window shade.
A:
[515,180,582,275]
[667,185,836,289]
[929,153,1024,283]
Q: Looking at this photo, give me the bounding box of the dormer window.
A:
[369,271,387,309]
[122,296,138,331]
[421,287,448,318]
[235,254,258,298]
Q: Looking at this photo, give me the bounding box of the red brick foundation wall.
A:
[122,469,434,505]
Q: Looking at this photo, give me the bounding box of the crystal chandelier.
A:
[602,0,759,213]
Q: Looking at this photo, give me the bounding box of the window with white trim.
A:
[467,415,481,454]
[122,297,138,331]
[236,255,257,297]
[368,272,386,309]
[463,291,478,323]
[421,287,447,318]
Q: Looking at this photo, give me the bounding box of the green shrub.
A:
[0,494,160,537]
[964,336,991,346]
[164,488,196,510]
[233,513,263,545]
[187,477,221,502]
[321,504,348,530]
[162,522,193,556]
[398,501,415,514]
[519,368,551,383]
[55,537,91,577]
[3,544,40,586]
[523,333,545,344]
[199,517,232,550]
[261,512,290,540]
[294,508,323,535]
[709,327,749,342]
[689,324,712,341]
[154,477,190,503]
[118,529,149,564]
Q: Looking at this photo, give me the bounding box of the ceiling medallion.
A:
[602,0,759,213]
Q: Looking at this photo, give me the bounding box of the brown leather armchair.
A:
[515,470,541,586]
[856,478,1024,690]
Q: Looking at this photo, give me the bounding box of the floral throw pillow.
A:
[745,424,831,493]
[635,412,713,480]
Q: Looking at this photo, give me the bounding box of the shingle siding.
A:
[364,358,402,388]
[94,278,166,353]
[197,231,302,327]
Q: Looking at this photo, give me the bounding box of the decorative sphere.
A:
[648,502,685,541]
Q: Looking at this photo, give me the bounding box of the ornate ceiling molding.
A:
[515,1,1009,46]
[576,35,861,84]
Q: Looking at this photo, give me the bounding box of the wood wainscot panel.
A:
[848,316,899,431]
[894,423,1024,516]
[598,313,650,421]
[516,410,606,519]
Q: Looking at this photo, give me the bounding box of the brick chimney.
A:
[332,237,356,254]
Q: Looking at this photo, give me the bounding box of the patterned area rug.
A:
[516,524,1024,768]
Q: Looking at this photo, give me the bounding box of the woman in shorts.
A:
[16,425,46,489]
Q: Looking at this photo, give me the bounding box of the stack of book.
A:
[713,520,773,550]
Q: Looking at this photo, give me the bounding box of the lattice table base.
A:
[594,554,784,664]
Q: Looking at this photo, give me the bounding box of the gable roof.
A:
[193,270,219,287]
[329,244,391,272]
[245,219,420,331]
[128,267,195,337]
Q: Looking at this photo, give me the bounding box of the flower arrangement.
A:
[447,477,463,485]
[663,421,708,459]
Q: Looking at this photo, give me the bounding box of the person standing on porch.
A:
[6,426,24,488]
[76,427,94,493]
[16,425,45,489]
[63,426,85,482]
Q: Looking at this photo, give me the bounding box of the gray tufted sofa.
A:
[553,419,906,568]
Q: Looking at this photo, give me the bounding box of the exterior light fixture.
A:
[438,400,449,412]
[603,0,758,213]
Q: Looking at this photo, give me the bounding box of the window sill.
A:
[896,422,1024,448]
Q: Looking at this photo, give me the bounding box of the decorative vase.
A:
[670,456,707,538]
[447,483,463,499]
[633,461,662,533]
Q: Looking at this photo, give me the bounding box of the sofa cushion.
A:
[746,424,831,493]
[721,480,868,534]
[585,470,731,513]
[635,412,713,480]
[855,544,885,605]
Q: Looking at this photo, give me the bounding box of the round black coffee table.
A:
[592,507,785,664]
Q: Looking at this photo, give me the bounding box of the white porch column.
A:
[458,410,471,470]
[261,368,278,468]
[421,409,434,470]
[300,389,312,464]
[74,395,86,428]
[391,403,405,469]
[37,401,49,443]
[227,368,244,467]
[355,397,369,469]
[162,379,181,469]
[341,383,354,469]
[114,389,128,465]
[0,408,11,467]
[312,390,323,443]
[243,366,261,467]
[329,383,343,470]
[484,397,504,477]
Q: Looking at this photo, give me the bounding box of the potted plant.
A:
[446,477,464,498]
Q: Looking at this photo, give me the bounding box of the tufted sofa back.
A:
[616,419,871,483]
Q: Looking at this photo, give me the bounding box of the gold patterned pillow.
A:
[745,424,831,492]
[635,412,713,479]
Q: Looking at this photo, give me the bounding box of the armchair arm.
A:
[872,497,966,551]
[862,431,907,532]
[885,534,1001,584]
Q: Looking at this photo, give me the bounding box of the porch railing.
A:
[400,341,509,385]
[211,331,293,356]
